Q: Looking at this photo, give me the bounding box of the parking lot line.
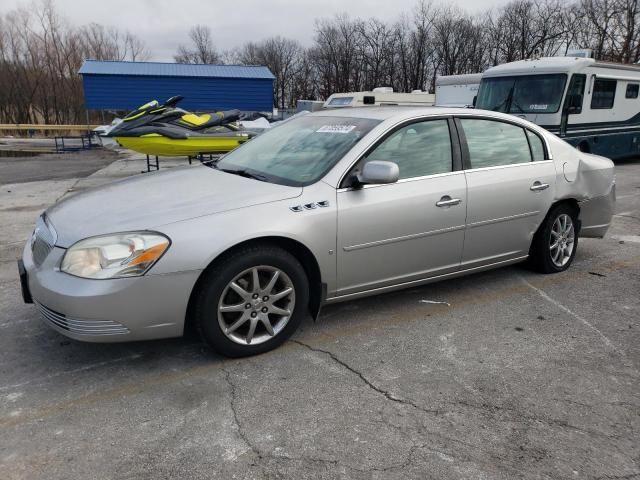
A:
[519,276,617,352]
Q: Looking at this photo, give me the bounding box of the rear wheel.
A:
[194,246,309,357]
[529,204,578,273]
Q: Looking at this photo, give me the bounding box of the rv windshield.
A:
[476,74,567,114]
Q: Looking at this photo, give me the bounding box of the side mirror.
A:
[567,94,582,114]
[472,95,477,108]
[357,161,399,185]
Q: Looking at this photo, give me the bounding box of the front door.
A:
[336,118,467,296]
[457,117,556,267]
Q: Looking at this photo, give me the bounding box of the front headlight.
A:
[60,232,170,279]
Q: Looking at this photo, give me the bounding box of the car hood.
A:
[47,165,302,247]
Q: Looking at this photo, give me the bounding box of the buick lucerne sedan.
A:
[19,108,615,357]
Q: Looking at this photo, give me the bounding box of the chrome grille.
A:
[31,216,56,267]
[35,301,129,336]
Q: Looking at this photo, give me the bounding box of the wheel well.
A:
[184,237,324,334]
[547,198,581,232]
[551,198,580,216]
[529,198,581,259]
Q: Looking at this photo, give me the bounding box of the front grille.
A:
[35,301,130,336]
[31,216,55,266]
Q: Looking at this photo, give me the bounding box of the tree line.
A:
[1,0,639,124]
[0,0,147,125]
[177,0,640,110]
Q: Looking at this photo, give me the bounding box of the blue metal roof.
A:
[79,60,275,80]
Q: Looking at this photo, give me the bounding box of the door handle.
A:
[436,196,462,207]
[530,181,550,191]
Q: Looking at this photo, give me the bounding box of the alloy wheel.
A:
[549,213,575,267]
[217,265,295,345]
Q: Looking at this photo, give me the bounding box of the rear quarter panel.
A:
[548,135,615,237]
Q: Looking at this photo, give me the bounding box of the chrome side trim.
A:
[467,211,540,229]
[343,224,466,252]
[462,160,553,174]
[328,255,529,303]
[342,211,538,251]
[337,170,464,193]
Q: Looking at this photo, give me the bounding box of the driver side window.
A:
[365,119,453,179]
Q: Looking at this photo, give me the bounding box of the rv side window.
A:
[526,130,546,161]
[591,79,617,109]
[626,84,639,99]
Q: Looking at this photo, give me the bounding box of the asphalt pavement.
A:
[0,147,638,480]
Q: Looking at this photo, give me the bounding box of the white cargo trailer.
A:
[435,73,482,107]
[323,87,434,108]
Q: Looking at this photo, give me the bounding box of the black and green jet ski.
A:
[107,96,257,156]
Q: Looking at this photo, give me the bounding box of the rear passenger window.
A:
[367,119,452,179]
[460,119,531,168]
[526,130,546,160]
[626,83,639,99]
[591,79,617,109]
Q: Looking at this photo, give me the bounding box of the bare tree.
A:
[0,0,147,125]
[235,36,303,109]
[4,0,640,123]
[174,25,220,64]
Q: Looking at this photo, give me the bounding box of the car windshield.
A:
[215,115,380,186]
[476,74,567,114]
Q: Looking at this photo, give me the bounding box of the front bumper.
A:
[22,241,201,342]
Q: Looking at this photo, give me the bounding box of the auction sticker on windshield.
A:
[316,125,357,133]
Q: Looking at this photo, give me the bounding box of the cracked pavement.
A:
[0,148,638,479]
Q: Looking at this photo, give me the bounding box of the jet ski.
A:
[107,96,257,157]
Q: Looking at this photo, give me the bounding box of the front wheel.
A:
[529,204,578,273]
[193,246,309,357]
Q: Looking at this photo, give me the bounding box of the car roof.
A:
[310,106,450,120]
[310,106,537,126]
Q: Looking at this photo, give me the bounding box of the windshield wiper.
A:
[217,167,268,182]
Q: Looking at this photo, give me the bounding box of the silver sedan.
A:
[19,107,615,357]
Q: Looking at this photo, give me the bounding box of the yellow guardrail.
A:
[0,124,99,131]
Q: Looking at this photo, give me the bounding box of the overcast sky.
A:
[2,0,511,61]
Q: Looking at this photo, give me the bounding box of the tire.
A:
[528,204,579,274]
[193,245,309,357]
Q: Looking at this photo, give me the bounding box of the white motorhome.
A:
[435,73,482,107]
[475,56,640,159]
[324,87,434,108]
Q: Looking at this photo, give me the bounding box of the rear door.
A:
[336,118,467,296]
[456,117,556,267]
